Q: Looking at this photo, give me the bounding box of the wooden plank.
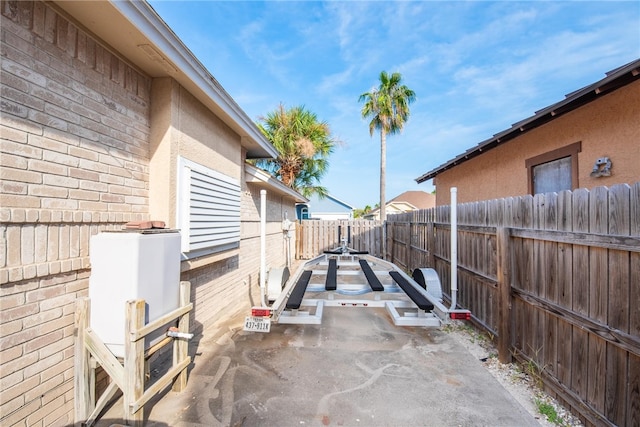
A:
[509,228,640,251]
[629,182,640,426]
[520,196,534,293]
[510,288,640,356]
[124,299,146,426]
[556,190,573,389]
[628,353,640,427]
[544,192,558,379]
[427,222,435,268]
[588,186,608,416]
[296,221,302,259]
[131,357,191,415]
[605,184,630,425]
[505,195,516,351]
[84,329,125,390]
[496,227,512,363]
[572,184,592,416]
[528,194,543,366]
[131,303,193,342]
[85,381,119,427]
[74,298,92,425]
[173,281,191,392]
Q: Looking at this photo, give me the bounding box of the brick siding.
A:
[1,1,150,425]
[1,1,294,426]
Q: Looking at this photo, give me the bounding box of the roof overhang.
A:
[415,59,640,183]
[54,0,278,160]
[244,164,308,203]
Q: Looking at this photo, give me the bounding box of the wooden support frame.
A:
[74,281,192,427]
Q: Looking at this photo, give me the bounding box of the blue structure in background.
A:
[296,193,353,220]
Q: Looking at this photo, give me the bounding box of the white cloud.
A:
[148,0,639,207]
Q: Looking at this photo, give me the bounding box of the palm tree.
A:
[359,71,415,221]
[254,104,336,199]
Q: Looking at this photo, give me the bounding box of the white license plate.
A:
[243,316,271,333]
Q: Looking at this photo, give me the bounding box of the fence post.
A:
[496,227,513,363]
[173,281,191,392]
[124,299,146,426]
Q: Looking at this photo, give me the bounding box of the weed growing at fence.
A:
[535,398,560,424]
[522,345,549,389]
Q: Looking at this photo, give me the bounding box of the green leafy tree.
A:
[359,71,415,220]
[254,104,336,198]
[353,204,373,219]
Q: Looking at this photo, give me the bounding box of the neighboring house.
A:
[0,1,305,426]
[415,59,640,205]
[296,193,354,220]
[364,190,435,220]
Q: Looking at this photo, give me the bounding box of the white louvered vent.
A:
[177,157,240,257]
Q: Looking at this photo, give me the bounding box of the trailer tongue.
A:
[244,248,470,332]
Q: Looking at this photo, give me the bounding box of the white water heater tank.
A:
[88,230,181,358]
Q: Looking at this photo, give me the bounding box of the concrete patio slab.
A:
[96,306,540,427]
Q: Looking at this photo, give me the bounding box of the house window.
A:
[525,142,581,195]
[177,157,241,258]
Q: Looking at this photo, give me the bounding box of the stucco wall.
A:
[433,79,640,205]
[148,75,295,334]
[0,2,293,425]
[149,78,242,227]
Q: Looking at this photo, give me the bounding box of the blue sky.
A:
[148,1,639,208]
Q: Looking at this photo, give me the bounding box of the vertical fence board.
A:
[531,194,544,365]
[520,195,534,358]
[556,190,573,402]
[629,182,640,426]
[605,184,631,424]
[296,220,383,259]
[497,227,512,363]
[544,193,559,382]
[571,188,590,401]
[588,187,608,415]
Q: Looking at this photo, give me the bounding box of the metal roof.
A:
[415,59,640,184]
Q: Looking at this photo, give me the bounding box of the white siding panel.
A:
[177,157,241,257]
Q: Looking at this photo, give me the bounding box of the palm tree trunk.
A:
[380,128,386,222]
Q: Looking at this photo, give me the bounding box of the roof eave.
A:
[244,164,308,203]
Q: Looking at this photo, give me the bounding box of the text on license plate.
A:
[243,316,271,333]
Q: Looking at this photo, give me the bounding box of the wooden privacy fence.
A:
[295,220,383,259]
[386,183,640,427]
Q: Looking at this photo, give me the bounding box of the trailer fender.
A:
[268,266,290,302]
[412,268,443,302]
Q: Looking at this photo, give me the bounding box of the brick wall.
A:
[1,1,296,425]
[1,1,150,425]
